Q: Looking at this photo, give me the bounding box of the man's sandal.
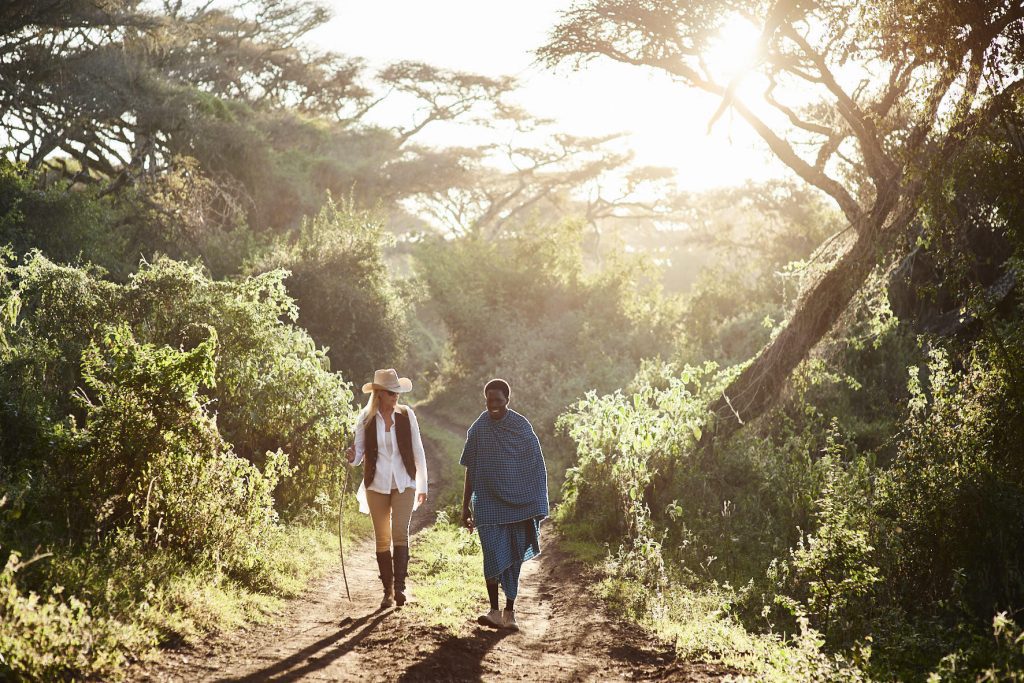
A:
[477,609,504,628]
[502,608,519,631]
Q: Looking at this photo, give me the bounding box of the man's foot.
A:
[502,608,519,631]
[477,609,504,628]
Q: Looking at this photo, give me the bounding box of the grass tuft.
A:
[407,514,485,633]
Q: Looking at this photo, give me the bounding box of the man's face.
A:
[485,388,508,421]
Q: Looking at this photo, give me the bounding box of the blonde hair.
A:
[360,390,381,429]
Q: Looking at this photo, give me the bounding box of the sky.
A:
[309,1,789,192]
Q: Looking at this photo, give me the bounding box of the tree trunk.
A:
[701,192,917,446]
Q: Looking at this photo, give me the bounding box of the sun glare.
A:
[316,2,783,192]
[705,16,763,85]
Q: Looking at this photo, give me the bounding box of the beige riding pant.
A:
[366,487,415,553]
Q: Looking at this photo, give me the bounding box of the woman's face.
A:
[485,388,508,421]
[378,389,399,412]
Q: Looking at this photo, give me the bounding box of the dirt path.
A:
[133,410,734,682]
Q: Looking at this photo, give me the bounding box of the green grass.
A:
[138,500,375,642]
[554,518,612,565]
[408,515,486,633]
[552,519,869,682]
[1,510,375,681]
[596,575,869,681]
[149,521,368,642]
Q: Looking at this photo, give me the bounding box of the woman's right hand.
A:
[345,444,355,464]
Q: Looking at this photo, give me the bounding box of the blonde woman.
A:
[347,369,428,608]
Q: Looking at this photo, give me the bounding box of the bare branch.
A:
[780,23,895,184]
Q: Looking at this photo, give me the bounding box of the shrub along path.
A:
[132,411,732,682]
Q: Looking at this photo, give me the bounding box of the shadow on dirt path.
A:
[219,609,391,683]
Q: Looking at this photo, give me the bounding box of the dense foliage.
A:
[557,176,1024,681]
[413,220,681,487]
[247,198,410,384]
[0,160,131,276]
[561,321,1024,678]
[0,251,358,678]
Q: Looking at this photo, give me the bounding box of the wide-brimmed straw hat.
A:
[362,368,413,394]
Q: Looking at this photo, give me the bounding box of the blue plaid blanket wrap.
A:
[461,410,549,596]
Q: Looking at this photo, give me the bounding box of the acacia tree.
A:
[0,1,372,202]
[414,133,629,237]
[406,102,692,240]
[539,0,1024,443]
[378,61,515,148]
[0,1,523,233]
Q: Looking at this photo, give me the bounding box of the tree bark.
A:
[702,190,918,446]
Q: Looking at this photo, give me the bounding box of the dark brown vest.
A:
[363,407,416,487]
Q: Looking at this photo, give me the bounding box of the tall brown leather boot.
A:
[393,545,409,607]
[375,551,394,608]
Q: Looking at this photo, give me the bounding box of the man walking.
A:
[461,378,549,631]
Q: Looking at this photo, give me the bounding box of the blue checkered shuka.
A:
[461,409,549,594]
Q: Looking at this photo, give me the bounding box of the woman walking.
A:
[460,378,549,631]
[348,368,428,608]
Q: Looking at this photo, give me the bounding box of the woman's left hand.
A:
[417,492,427,505]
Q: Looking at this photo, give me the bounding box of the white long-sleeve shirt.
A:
[352,405,428,496]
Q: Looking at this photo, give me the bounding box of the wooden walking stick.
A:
[338,446,352,601]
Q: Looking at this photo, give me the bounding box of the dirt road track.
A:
[132,412,736,682]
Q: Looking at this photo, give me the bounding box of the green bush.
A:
[558,358,842,582]
[0,549,154,682]
[67,325,288,578]
[1,254,356,516]
[246,197,410,386]
[119,258,356,515]
[877,345,1024,611]
[764,425,880,648]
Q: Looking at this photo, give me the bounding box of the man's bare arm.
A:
[461,470,474,532]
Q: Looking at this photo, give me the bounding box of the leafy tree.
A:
[890,113,1024,336]
[0,0,522,238]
